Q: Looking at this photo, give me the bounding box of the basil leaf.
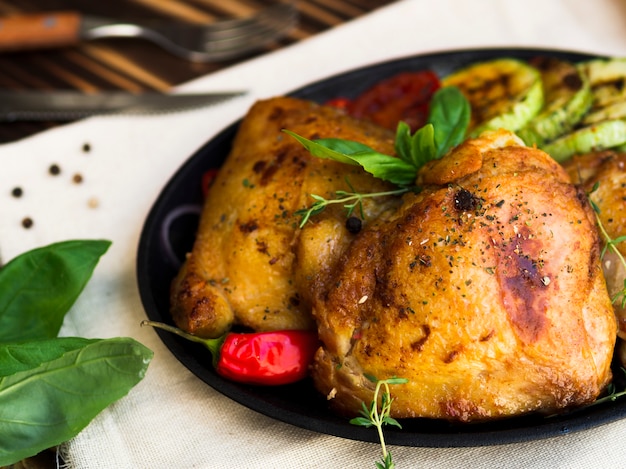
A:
[427,86,471,158]
[284,131,416,186]
[0,336,97,376]
[0,337,153,466]
[0,240,111,343]
[337,151,417,186]
[283,130,358,165]
[410,123,437,167]
[394,122,413,164]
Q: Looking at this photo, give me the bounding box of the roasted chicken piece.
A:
[563,150,626,360]
[311,130,616,422]
[170,97,399,338]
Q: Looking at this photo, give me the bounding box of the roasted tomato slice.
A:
[348,70,441,131]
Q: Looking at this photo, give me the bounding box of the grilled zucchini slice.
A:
[579,58,626,125]
[442,58,543,136]
[517,57,592,146]
[541,119,626,162]
[540,58,626,162]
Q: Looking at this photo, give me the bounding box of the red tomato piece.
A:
[325,97,353,111]
[348,70,441,131]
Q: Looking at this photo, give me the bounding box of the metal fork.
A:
[0,3,298,62]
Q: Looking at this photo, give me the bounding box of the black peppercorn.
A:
[345,216,362,234]
[454,188,478,212]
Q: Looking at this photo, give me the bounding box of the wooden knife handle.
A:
[0,11,82,51]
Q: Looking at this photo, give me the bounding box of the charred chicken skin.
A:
[310,130,616,422]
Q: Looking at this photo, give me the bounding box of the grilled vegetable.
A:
[517,56,592,146]
[580,58,626,107]
[442,58,544,135]
[542,119,626,162]
[538,58,626,161]
[579,58,626,124]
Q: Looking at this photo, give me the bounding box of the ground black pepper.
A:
[73,173,83,184]
[82,143,91,153]
[21,217,33,229]
[49,164,61,175]
[11,187,23,198]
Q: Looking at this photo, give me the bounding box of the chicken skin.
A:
[170,97,398,338]
[311,130,616,422]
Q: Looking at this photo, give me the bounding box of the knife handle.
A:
[0,11,81,52]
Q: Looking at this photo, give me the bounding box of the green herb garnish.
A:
[296,180,411,228]
[0,240,153,466]
[350,376,408,469]
[588,368,626,407]
[285,86,470,226]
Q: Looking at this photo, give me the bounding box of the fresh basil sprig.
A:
[283,133,418,186]
[285,86,470,226]
[0,240,153,466]
[285,86,470,186]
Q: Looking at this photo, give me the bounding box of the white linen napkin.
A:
[2,0,626,467]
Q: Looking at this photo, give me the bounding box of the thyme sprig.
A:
[295,183,411,228]
[588,368,626,407]
[350,376,408,469]
[588,181,626,308]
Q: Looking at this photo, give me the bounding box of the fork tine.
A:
[196,4,298,61]
[98,2,299,63]
[203,5,296,41]
[200,3,296,35]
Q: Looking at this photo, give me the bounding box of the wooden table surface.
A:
[0,0,395,144]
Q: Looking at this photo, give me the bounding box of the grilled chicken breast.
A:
[311,130,616,422]
[170,97,398,338]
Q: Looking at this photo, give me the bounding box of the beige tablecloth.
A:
[1,0,626,467]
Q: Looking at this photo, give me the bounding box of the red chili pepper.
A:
[216,330,319,385]
[142,321,319,386]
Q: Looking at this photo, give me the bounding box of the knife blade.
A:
[0,90,245,121]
